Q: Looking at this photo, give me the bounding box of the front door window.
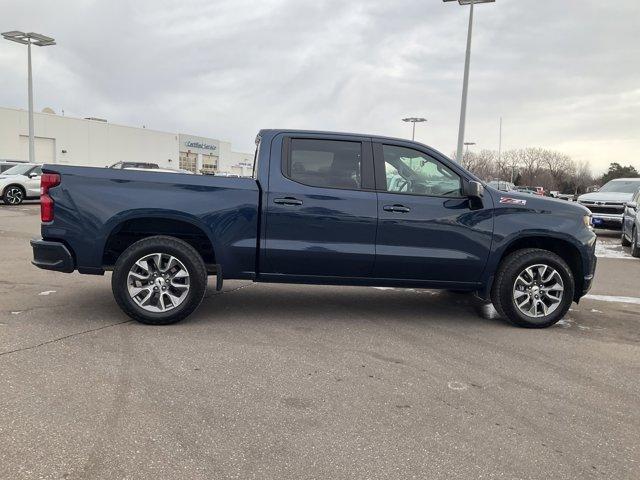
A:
[383,145,462,197]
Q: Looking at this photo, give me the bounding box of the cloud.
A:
[1,0,638,173]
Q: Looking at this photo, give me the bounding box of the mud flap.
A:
[216,265,223,291]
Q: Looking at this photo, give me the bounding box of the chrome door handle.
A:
[274,197,303,206]
[383,204,410,213]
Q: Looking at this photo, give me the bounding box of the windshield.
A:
[599,179,640,193]
[2,164,33,176]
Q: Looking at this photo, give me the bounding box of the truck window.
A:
[287,139,362,190]
[383,145,461,197]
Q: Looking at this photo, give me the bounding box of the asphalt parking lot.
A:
[1,204,639,480]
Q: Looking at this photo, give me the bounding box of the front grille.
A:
[579,202,624,215]
[585,206,624,215]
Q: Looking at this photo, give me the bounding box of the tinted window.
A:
[30,166,42,176]
[383,145,461,197]
[288,139,362,189]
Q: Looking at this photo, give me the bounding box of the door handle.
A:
[274,197,303,206]
[383,204,410,213]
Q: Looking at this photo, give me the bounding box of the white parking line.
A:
[584,294,640,305]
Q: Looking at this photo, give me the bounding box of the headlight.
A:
[583,214,593,229]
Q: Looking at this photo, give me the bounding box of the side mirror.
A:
[29,173,39,178]
[464,180,484,199]
[626,201,637,210]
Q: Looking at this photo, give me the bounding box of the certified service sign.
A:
[185,140,216,151]
[179,134,219,154]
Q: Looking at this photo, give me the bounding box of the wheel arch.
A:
[486,234,585,302]
[101,212,217,272]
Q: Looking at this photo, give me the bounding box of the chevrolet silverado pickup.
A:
[31,129,597,328]
[578,178,640,229]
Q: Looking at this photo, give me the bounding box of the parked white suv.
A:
[0,163,43,205]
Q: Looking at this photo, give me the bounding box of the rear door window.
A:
[286,139,362,190]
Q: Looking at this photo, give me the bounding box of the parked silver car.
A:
[0,163,43,205]
[577,178,640,229]
[621,187,640,256]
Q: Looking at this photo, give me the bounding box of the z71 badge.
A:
[500,196,527,206]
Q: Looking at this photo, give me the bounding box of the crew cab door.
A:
[262,134,377,277]
[372,141,493,283]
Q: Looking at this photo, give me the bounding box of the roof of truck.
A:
[257,128,435,147]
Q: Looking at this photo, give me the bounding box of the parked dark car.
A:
[31,129,597,328]
[621,187,640,257]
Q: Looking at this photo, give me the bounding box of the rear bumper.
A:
[31,238,75,273]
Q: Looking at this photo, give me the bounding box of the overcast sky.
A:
[1,0,638,174]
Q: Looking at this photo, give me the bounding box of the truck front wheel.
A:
[491,248,574,328]
[111,236,208,325]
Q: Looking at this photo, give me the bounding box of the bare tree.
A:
[449,146,593,194]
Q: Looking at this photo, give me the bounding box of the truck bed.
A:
[41,165,260,278]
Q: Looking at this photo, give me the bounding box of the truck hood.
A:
[488,187,590,216]
[577,191,632,203]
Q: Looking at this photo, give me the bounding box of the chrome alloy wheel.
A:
[5,187,24,204]
[512,264,564,318]
[127,253,190,313]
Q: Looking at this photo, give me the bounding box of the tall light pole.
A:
[443,0,495,162]
[2,31,56,164]
[402,117,427,141]
[498,116,502,164]
[464,141,476,156]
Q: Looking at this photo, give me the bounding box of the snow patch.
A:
[595,241,637,260]
[584,294,640,305]
[447,381,468,391]
[38,290,56,296]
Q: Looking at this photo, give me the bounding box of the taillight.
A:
[40,173,60,222]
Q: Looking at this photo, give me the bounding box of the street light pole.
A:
[402,117,427,141]
[2,31,56,164]
[456,0,475,163]
[27,39,34,164]
[498,116,502,165]
[443,0,495,162]
[464,141,476,156]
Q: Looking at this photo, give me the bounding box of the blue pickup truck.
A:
[31,129,597,328]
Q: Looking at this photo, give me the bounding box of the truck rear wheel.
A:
[491,248,574,328]
[111,236,207,325]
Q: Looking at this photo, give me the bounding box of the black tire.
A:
[491,248,574,328]
[111,235,208,325]
[2,185,25,205]
[621,229,631,247]
[631,228,640,258]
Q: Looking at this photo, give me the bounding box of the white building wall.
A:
[0,106,254,173]
[0,107,178,168]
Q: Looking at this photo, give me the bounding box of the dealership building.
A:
[0,106,254,175]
